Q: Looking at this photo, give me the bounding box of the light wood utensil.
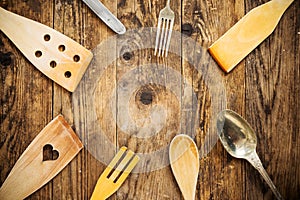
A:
[169,134,199,200]
[90,146,139,200]
[208,0,294,73]
[0,7,93,92]
[0,115,83,200]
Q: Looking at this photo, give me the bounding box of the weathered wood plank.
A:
[182,0,246,199]
[245,0,300,199]
[114,0,183,199]
[0,0,299,199]
[0,1,54,199]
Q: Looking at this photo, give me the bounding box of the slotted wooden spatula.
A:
[0,115,83,200]
[0,7,93,92]
[208,0,294,73]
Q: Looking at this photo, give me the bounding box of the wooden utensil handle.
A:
[0,115,83,200]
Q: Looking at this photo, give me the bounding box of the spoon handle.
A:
[246,152,284,200]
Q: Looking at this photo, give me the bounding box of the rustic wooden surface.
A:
[0,0,299,200]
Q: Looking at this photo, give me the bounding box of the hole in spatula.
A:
[43,144,59,161]
[65,71,71,78]
[58,45,65,52]
[73,55,80,62]
[35,50,42,58]
[50,61,57,68]
[44,34,51,41]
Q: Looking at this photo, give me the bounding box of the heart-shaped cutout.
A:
[43,144,59,161]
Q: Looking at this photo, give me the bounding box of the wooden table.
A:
[0,0,299,199]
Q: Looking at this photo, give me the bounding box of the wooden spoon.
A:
[169,134,199,200]
[208,0,294,73]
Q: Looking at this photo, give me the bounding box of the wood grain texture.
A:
[0,0,299,199]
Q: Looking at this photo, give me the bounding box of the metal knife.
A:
[82,0,126,34]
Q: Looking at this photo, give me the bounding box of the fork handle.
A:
[166,0,171,7]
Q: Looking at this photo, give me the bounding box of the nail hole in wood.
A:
[43,144,59,161]
[73,55,80,62]
[65,71,71,78]
[50,61,57,68]
[58,45,66,52]
[44,34,51,41]
[35,50,42,58]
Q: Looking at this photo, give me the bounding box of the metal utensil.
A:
[154,0,175,57]
[217,109,284,200]
[169,134,199,200]
[90,147,139,200]
[82,0,126,34]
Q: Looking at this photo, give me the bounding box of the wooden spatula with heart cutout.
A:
[0,115,83,200]
[208,0,294,73]
[0,7,93,92]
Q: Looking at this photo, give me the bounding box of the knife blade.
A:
[82,0,126,34]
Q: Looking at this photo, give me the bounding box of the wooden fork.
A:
[90,147,140,200]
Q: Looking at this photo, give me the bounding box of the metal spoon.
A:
[217,109,283,200]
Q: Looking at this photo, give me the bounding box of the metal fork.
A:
[154,0,175,57]
[90,147,139,200]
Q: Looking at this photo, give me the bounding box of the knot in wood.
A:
[182,23,193,36]
[0,52,12,67]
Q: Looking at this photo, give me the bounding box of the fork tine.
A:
[165,19,174,57]
[101,146,127,178]
[109,150,134,181]
[115,155,139,184]
[158,18,166,57]
[154,18,162,56]
[161,19,170,57]
[90,147,139,200]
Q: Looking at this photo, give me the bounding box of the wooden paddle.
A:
[0,115,83,200]
[208,0,294,73]
[0,7,93,92]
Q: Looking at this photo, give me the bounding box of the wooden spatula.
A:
[208,0,294,73]
[0,115,83,200]
[169,134,199,200]
[0,7,93,92]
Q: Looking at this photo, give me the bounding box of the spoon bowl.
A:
[217,109,284,200]
[217,109,257,158]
